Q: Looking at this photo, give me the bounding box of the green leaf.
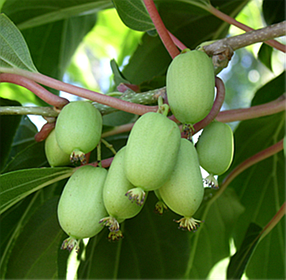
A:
[3,116,48,173]
[262,0,285,25]
[251,71,285,105]
[112,0,155,31]
[0,98,22,171]
[3,197,66,279]
[227,223,262,279]
[0,167,74,214]
[0,14,37,72]
[20,14,97,81]
[258,43,273,72]
[77,189,244,279]
[1,0,113,30]
[122,0,248,85]
[220,84,285,278]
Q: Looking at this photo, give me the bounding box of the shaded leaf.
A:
[0,167,74,214]
[123,0,249,85]
[227,223,262,279]
[262,0,285,25]
[251,71,285,105]
[258,43,273,72]
[112,0,154,31]
[4,196,66,279]
[0,14,37,72]
[78,189,244,279]
[1,0,113,30]
[0,98,22,171]
[219,74,286,278]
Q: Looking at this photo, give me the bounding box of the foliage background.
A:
[0,0,285,279]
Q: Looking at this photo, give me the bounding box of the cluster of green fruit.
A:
[44,49,234,253]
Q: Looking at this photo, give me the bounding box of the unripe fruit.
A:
[100,147,147,240]
[45,129,71,167]
[124,112,181,204]
[158,138,204,231]
[57,165,107,252]
[166,49,215,125]
[55,101,102,163]
[196,121,234,176]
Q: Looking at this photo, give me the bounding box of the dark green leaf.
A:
[112,0,154,31]
[21,14,97,81]
[110,58,131,86]
[0,98,22,171]
[123,0,249,85]
[262,0,285,25]
[1,0,113,29]
[220,82,285,279]
[227,223,262,279]
[0,14,37,72]
[78,189,244,279]
[0,167,74,214]
[258,43,273,72]
[3,197,66,279]
[251,71,285,105]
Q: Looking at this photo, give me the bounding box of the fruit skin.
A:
[124,112,181,192]
[103,147,146,220]
[57,165,107,244]
[196,121,234,175]
[55,101,102,161]
[100,147,147,240]
[45,129,71,167]
[158,138,204,223]
[166,49,215,124]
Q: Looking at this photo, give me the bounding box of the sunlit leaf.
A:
[227,223,262,279]
[0,14,37,72]
[0,167,74,214]
[112,0,154,31]
[1,0,113,29]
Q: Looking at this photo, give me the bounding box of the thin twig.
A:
[0,73,69,108]
[143,0,180,58]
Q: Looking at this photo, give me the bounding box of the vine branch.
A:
[202,21,286,64]
[143,0,180,58]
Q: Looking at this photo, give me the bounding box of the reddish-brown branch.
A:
[143,0,180,58]
[34,122,55,142]
[0,73,69,108]
[216,94,286,123]
[193,77,225,133]
[218,139,284,197]
[2,70,158,115]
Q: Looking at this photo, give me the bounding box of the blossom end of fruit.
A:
[154,201,168,215]
[125,187,146,206]
[99,216,120,232]
[174,217,202,232]
[203,174,219,189]
[60,236,80,253]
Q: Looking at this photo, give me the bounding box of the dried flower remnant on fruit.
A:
[70,149,86,164]
[61,237,80,253]
[125,187,146,206]
[174,217,202,232]
[154,200,168,215]
[108,230,123,241]
[99,216,120,232]
[203,174,219,189]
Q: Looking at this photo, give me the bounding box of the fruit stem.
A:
[34,122,55,142]
[101,138,117,155]
[0,73,69,108]
[192,77,225,135]
[142,0,180,58]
